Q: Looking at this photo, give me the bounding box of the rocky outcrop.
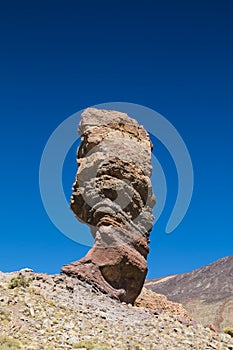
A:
[135,288,191,318]
[61,108,155,303]
[145,255,233,331]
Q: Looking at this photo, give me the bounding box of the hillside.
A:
[145,255,233,331]
[0,269,233,349]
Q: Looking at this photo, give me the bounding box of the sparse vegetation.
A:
[0,308,10,323]
[7,274,32,289]
[0,271,233,349]
[28,286,40,295]
[0,335,22,349]
[224,327,233,337]
[73,340,110,350]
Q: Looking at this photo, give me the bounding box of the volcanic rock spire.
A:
[61,108,155,303]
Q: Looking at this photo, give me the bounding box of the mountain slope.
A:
[0,269,233,349]
[145,255,233,331]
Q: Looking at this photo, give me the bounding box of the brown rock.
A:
[135,288,191,318]
[61,108,155,303]
[205,324,218,332]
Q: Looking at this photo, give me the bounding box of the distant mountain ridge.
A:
[145,255,233,331]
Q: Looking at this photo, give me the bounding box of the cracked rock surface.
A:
[62,108,155,303]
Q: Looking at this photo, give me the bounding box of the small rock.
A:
[24,295,32,307]
[29,307,35,317]
[43,318,52,328]
[220,333,232,342]
[205,323,217,332]
[68,336,78,344]
[20,268,34,273]
[178,316,191,326]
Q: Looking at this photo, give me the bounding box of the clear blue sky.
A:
[0,1,232,278]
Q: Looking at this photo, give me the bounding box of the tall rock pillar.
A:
[62,108,155,303]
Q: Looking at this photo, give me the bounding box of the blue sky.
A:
[0,1,232,278]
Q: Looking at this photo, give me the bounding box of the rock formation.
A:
[61,108,155,303]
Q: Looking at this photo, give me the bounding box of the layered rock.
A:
[61,108,155,303]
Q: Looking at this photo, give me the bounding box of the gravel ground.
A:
[0,269,233,350]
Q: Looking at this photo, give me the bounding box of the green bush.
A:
[0,335,22,349]
[224,327,233,337]
[7,274,32,289]
[0,308,10,322]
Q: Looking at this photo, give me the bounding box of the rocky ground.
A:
[0,269,233,350]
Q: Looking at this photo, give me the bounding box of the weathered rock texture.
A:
[62,108,155,303]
